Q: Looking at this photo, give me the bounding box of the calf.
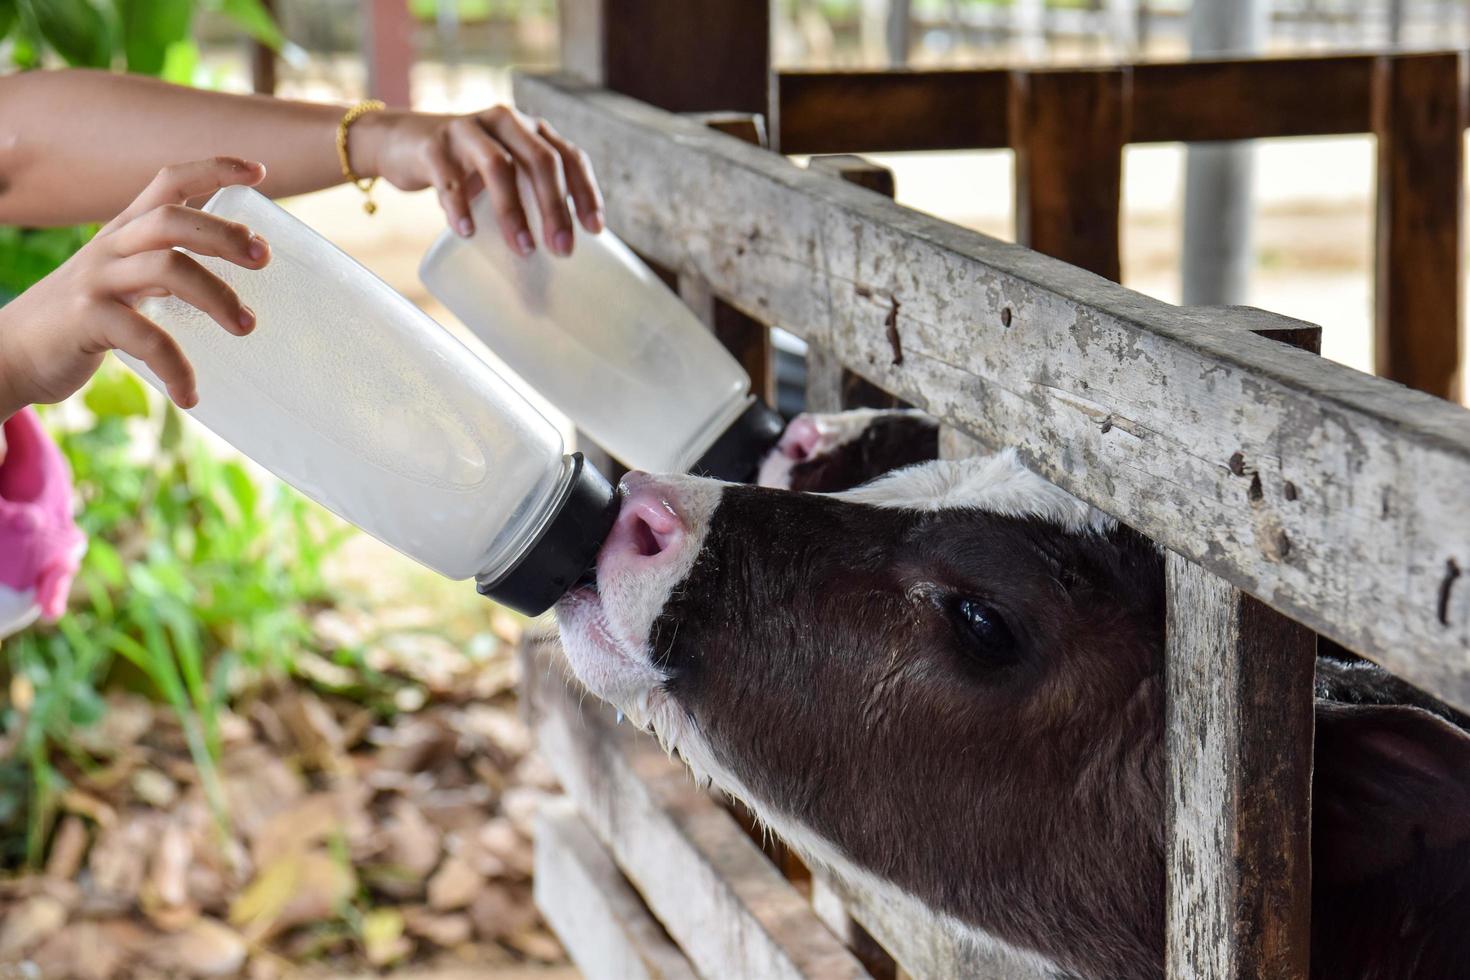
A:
[758,409,939,492]
[556,451,1470,980]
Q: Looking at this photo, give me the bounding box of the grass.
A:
[1,364,357,867]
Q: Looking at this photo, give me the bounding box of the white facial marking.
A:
[554,473,725,729]
[835,448,1114,534]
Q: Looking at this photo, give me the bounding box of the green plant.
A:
[0,0,284,300]
[1,0,282,75]
[1,367,356,866]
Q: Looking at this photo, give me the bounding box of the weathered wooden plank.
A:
[535,798,699,980]
[558,0,770,116]
[810,877,899,980]
[1189,305,1323,356]
[806,156,907,412]
[679,113,777,407]
[776,70,1010,154]
[1008,68,1127,281]
[521,637,872,980]
[1372,51,1465,402]
[813,870,1053,980]
[1164,555,1316,978]
[514,72,1470,710]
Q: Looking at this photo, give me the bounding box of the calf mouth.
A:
[552,471,725,725]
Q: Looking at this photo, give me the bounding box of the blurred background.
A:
[2,2,1468,977]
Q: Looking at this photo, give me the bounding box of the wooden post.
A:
[1008,68,1128,281]
[1165,316,1320,979]
[558,0,770,117]
[1165,558,1316,978]
[250,0,277,95]
[805,155,906,413]
[677,114,775,407]
[364,0,414,108]
[1372,51,1465,401]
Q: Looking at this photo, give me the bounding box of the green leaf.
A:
[27,0,112,68]
[159,37,197,84]
[83,368,149,418]
[114,0,191,75]
[213,0,281,49]
[0,0,18,42]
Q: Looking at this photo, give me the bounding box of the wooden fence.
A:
[777,51,1467,403]
[510,66,1470,979]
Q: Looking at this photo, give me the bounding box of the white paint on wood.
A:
[1164,554,1316,979]
[513,73,1470,712]
[535,797,699,980]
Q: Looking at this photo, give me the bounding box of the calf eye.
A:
[951,597,1018,666]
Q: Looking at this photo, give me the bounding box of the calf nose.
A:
[600,474,687,570]
[778,414,824,461]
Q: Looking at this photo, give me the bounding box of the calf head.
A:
[758,409,940,492]
[557,450,1470,979]
[558,452,1168,976]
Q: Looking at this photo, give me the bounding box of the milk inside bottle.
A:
[123,186,615,616]
[419,183,784,480]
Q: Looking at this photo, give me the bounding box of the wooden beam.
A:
[680,113,775,407]
[521,638,871,980]
[558,0,770,117]
[535,799,699,980]
[364,0,413,108]
[1372,51,1465,401]
[1009,67,1127,281]
[775,54,1383,154]
[806,156,906,412]
[776,70,1009,154]
[514,73,1470,709]
[1164,556,1316,978]
[1129,54,1374,142]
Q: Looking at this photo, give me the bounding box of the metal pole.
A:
[887,0,912,66]
[1014,0,1046,59]
[1106,0,1139,55]
[1180,0,1269,306]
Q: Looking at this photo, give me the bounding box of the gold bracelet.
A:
[336,99,386,215]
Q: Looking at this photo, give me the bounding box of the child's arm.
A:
[0,69,603,256]
[0,158,270,421]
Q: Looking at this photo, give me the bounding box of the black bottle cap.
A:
[478,453,619,617]
[691,399,785,482]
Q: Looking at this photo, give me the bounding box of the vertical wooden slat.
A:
[677,114,776,406]
[364,0,414,108]
[1165,317,1321,979]
[1008,68,1129,281]
[1372,51,1466,401]
[535,799,699,980]
[250,0,277,95]
[804,155,905,412]
[557,0,770,117]
[1164,557,1316,978]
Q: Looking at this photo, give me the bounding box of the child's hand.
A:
[357,105,605,257]
[0,157,271,419]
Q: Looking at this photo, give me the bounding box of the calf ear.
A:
[1313,701,1470,882]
